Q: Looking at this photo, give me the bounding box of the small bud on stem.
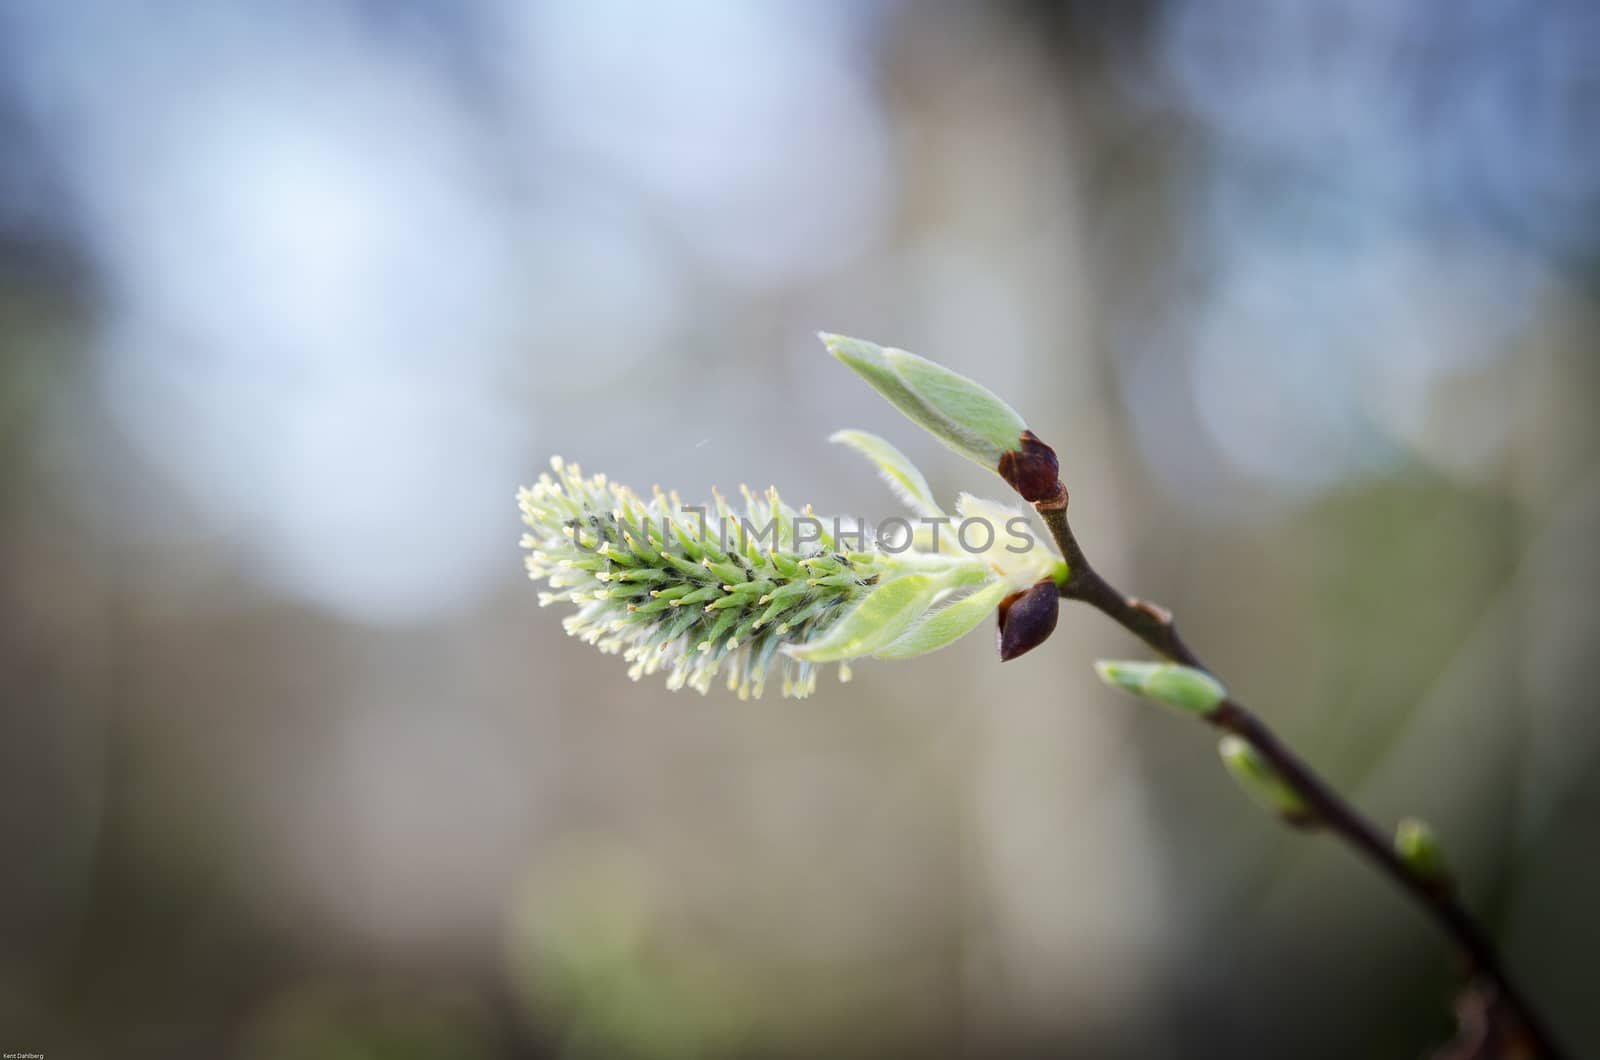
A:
[1219,735,1316,828]
[1395,817,1452,893]
[998,430,1062,504]
[1093,660,1228,716]
[996,578,1061,660]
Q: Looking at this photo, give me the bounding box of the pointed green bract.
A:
[1093,660,1227,715]
[874,579,1015,660]
[830,429,945,519]
[821,333,1028,470]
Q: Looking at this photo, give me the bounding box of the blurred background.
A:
[2,1,1598,1056]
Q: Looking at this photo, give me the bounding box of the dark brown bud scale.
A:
[996,577,1060,661]
[997,430,1061,503]
[996,589,1026,630]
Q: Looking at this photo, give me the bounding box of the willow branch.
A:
[1034,494,1564,1058]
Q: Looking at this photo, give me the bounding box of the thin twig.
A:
[1034,499,1564,1058]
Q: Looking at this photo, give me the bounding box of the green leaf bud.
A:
[1217,735,1314,826]
[1093,660,1228,716]
[1395,817,1451,887]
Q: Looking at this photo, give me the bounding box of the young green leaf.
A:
[830,429,945,519]
[820,333,1028,471]
[784,573,946,663]
[882,346,1027,463]
[821,333,940,430]
[874,579,1015,660]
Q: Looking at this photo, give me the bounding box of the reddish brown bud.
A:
[997,430,1061,504]
[996,577,1060,661]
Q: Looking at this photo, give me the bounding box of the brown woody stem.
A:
[1034,496,1563,1058]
